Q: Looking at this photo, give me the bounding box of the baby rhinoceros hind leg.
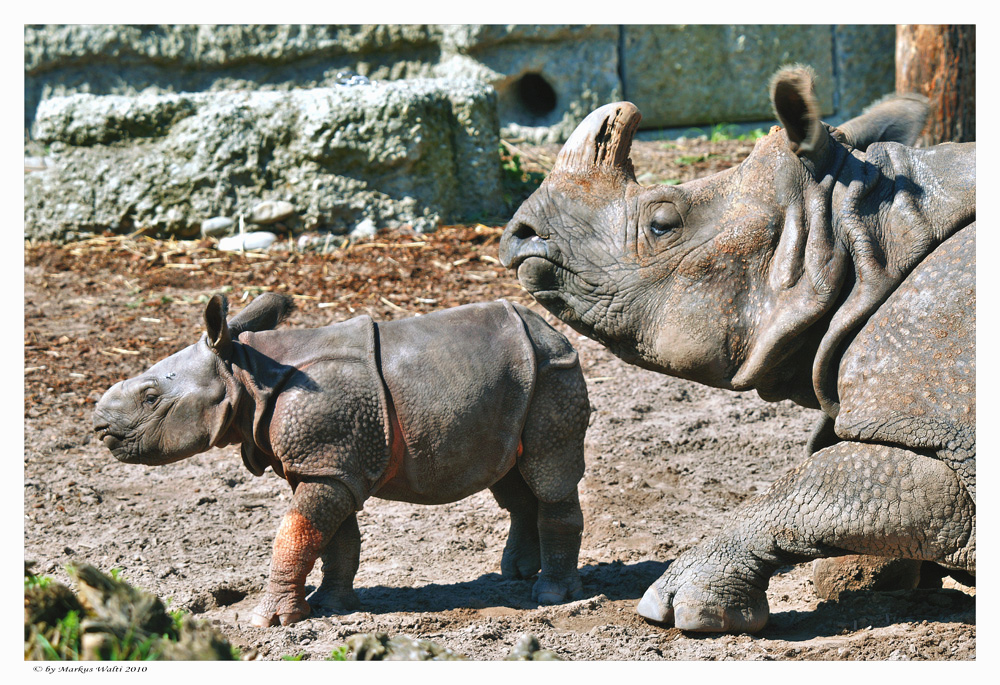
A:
[516,357,590,605]
[490,468,542,580]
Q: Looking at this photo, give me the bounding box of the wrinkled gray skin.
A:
[94,294,589,627]
[499,66,975,632]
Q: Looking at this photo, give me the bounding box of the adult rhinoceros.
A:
[499,66,975,632]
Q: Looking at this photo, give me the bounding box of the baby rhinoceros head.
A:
[93,292,294,465]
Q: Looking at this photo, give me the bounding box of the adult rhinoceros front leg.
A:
[638,442,975,632]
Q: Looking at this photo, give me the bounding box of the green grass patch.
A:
[25,563,235,661]
[500,142,545,209]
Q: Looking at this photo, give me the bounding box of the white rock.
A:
[297,234,320,250]
[348,218,377,242]
[201,216,234,237]
[217,231,277,252]
[248,200,295,225]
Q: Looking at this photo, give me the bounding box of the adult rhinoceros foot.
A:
[636,548,770,633]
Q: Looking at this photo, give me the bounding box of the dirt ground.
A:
[23,138,975,661]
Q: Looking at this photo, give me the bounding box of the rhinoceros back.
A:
[375,300,537,504]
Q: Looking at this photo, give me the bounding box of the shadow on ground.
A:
[306,559,672,617]
[762,588,975,642]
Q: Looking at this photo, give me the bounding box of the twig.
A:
[500,139,554,171]
[379,296,409,313]
[352,241,428,249]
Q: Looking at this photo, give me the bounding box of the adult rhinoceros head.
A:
[500,66,934,409]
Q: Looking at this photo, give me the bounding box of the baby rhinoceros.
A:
[93,294,590,626]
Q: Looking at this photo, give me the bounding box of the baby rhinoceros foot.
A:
[308,585,362,613]
[250,592,312,628]
[636,547,770,633]
[500,538,542,580]
[532,572,584,605]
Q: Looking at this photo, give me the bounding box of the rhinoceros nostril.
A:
[512,222,541,242]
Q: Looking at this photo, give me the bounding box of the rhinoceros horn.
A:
[551,102,642,179]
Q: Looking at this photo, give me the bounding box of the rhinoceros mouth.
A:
[98,431,140,463]
[103,436,188,465]
[516,255,564,297]
[94,426,158,465]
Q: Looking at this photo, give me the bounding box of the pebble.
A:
[297,232,348,252]
[411,216,439,234]
[297,234,319,250]
[201,216,234,238]
[336,71,371,86]
[247,200,295,225]
[348,218,377,242]
[217,231,277,252]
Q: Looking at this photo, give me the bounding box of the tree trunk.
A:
[895,25,975,145]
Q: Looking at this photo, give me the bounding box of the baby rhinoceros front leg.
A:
[251,478,356,627]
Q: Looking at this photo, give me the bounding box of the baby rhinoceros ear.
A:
[228,292,296,337]
[204,294,232,353]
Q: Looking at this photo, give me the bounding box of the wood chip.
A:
[379,296,409,313]
[352,241,427,249]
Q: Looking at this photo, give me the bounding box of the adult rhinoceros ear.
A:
[770,65,829,161]
[204,294,232,354]
[834,93,929,151]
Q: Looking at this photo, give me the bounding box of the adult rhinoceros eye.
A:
[143,392,159,406]
[649,203,682,236]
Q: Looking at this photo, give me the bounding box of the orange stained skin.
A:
[272,508,326,585]
[372,400,407,492]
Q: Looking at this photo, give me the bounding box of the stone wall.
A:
[25,24,896,142]
[25,80,501,241]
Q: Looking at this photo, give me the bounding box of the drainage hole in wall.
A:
[516,73,557,118]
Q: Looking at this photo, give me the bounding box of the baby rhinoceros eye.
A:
[649,203,682,237]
